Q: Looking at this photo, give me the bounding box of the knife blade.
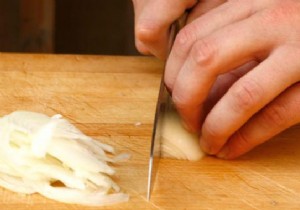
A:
[147,15,186,201]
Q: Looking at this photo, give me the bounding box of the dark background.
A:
[0,0,139,55]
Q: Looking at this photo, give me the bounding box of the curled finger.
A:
[201,46,300,155]
[217,82,300,159]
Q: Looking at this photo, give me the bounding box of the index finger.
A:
[133,0,197,59]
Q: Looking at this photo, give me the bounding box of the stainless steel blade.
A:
[146,81,169,201]
[147,15,186,201]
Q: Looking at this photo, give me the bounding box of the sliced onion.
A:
[36,184,129,206]
[0,111,129,206]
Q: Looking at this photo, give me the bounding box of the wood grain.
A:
[0,53,300,210]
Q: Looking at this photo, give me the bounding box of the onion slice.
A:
[0,111,129,206]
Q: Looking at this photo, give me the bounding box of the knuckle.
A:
[231,79,264,113]
[260,1,299,26]
[136,21,160,43]
[227,0,241,4]
[260,10,281,26]
[191,39,216,67]
[260,103,288,128]
[173,26,196,57]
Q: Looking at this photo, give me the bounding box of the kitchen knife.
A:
[147,15,186,201]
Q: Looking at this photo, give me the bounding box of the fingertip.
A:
[164,65,175,92]
[135,40,151,55]
[199,136,212,154]
[136,20,162,44]
[216,146,230,159]
[216,130,256,159]
[175,107,201,133]
[181,118,198,133]
[135,37,168,59]
[135,25,168,59]
[171,92,203,134]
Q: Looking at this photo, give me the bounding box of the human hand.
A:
[165,0,300,159]
[131,0,226,59]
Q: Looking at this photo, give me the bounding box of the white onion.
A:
[0,111,129,206]
[161,106,205,161]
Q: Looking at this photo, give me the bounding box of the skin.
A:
[132,0,300,159]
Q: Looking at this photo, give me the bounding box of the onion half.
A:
[161,107,205,161]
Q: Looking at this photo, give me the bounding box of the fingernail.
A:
[181,119,197,133]
[200,137,211,154]
[217,146,229,159]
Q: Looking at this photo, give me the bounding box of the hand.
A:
[131,0,226,59]
[165,0,300,159]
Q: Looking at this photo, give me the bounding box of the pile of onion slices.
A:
[0,111,129,206]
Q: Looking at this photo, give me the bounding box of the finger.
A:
[217,82,300,159]
[202,61,258,123]
[187,0,226,24]
[165,0,261,90]
[134,0,197,59]
[171,12,277,133]
[135,39,151,55]
[201,46,300,154]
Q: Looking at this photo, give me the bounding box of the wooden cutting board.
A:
[0,53,300,210]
